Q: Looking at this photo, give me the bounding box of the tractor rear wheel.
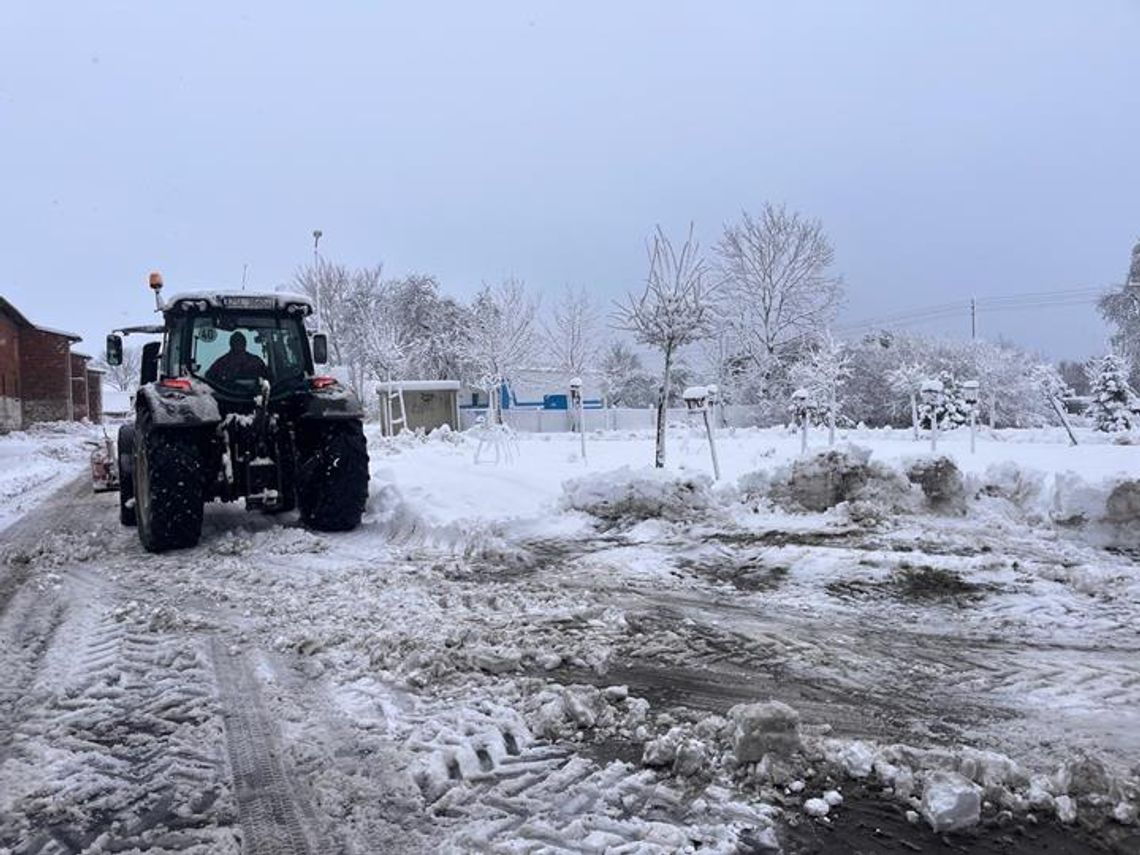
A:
[117,424,137,527]
[135,426,204,552]
[296,420,369,532]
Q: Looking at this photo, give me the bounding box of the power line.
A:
[840,285,1111,336]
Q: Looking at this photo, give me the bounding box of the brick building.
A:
[0,296,103,431]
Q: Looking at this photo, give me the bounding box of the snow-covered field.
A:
[2,421,1139,853]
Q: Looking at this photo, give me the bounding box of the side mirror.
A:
[312,333,328,365]
[106,334,123,366]
[140,341,161,385]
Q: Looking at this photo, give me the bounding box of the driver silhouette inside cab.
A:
[205,331,269,385]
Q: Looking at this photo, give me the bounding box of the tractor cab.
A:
[159,292,326,406]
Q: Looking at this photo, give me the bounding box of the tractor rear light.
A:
[159,377,192,392]
[311,376,338,390]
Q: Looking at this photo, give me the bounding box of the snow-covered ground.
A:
[2,421,1139,853]
[0,421,102,533]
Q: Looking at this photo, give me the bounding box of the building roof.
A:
[37,326,83,341]
[377,380,461,392]
[0,296,82,340]
[0,296,34,328]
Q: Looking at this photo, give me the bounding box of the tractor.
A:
[104,273,369,552]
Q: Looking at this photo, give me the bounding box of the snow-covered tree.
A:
[1097,239,1140,385]
[715,204,842,398]
[599,341,657,407]
[380,274,472,381]
[614,224,716,467]
[788,331,850,444]
[463,278,540,422]
[292,258,359,367]
[543,285,603,379]
[885,360,927,439]
[917,370,970,430]
[1085,353,1139,432]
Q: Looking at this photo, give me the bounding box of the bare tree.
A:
[463,278,540,422]
[543,284,603,378]
[291,258,362,367]
[98,345,143,392]
[614,224,715,467]
[716,203,843,392]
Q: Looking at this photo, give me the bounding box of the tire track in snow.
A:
[2,601,235,854]
[210,639,320,855]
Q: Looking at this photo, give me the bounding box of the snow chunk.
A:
[1055,794,1078,824]
[1113,801,1137,825]
[905,456,965,512]
[920,771,982,833]
[729,701,802,762]
[803,797,830,817]
[823,789,843,807]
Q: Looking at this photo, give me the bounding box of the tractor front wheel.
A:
[296,420,369,532]
[117,424,137,527]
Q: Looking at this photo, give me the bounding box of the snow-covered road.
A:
[2,426,1139,853]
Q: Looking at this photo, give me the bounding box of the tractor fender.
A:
[302,385,365,421]
[136,381,222,427]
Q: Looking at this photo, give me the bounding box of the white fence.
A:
[458,404,767,433]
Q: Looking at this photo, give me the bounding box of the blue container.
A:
[543,394,569,410]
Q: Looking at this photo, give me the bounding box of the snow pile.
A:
[526,684,651,743]
[975,460,1046,512]
[560,466,717,526]
[742,445,913,521]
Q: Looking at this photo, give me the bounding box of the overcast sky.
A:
[1,1,1137,362]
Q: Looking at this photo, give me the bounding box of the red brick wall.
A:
[0,313,20,431]
[19,328,73,423]
[71,353,89,421]
[86,370,103,423]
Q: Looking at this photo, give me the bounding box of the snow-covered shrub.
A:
[1086,354,1139,432]
[905,456,965,512]
[560,466,715,526]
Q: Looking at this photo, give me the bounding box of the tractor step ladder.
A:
[383,381,408,436]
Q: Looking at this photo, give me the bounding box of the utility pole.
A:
[970,297,977,341]
[312,229,323,331]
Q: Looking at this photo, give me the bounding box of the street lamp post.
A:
[962,380,980,454]
[312,229,324,331]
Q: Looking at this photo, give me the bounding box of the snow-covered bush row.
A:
[557,445,1140,541]
[560,466,717,526]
